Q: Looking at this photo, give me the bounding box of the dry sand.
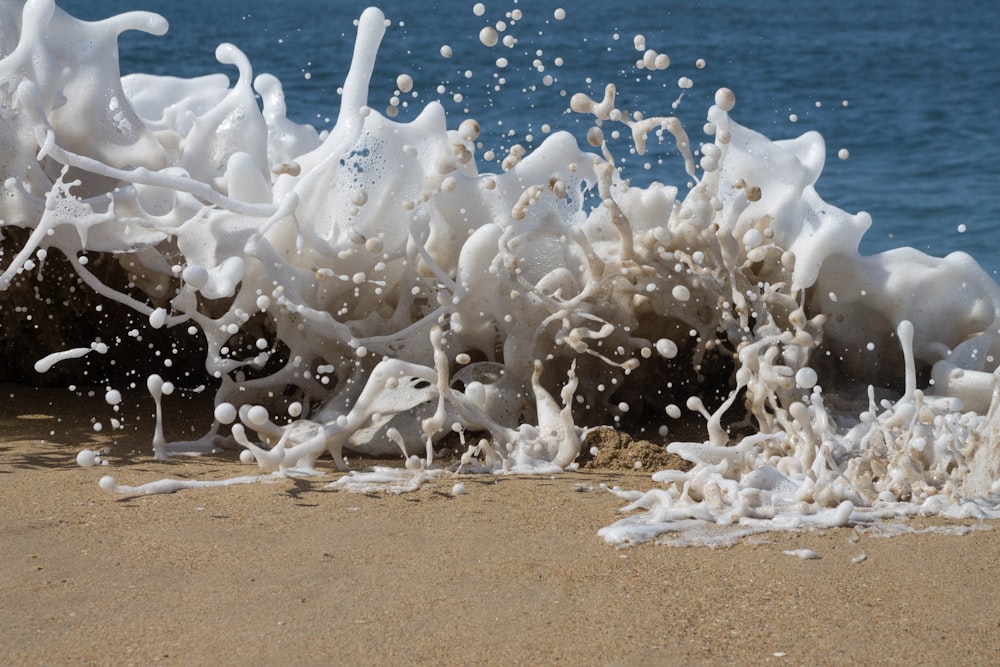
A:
[2,384,999,666]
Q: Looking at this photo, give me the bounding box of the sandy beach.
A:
[2,383,999,666]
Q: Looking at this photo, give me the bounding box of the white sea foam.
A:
[2,2,1000,544]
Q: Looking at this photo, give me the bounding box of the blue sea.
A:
[60,0,1000,274]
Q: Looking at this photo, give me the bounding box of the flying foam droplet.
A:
[77,449,99,468]
[714,87,736,111]
[655,338,679,359]
[396,73,413,93]
[586,127,605,147]
[149,307,167,329]
[795,367,818,389]
[147,374,163,395]
[458,118,481,141]
[214,402,237,424]
[479,27,498,47]
[246,405,269,427]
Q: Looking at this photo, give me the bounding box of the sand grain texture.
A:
[1,385,998,666]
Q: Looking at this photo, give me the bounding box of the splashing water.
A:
[3,1,1000,545]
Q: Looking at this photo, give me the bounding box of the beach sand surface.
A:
[2,384,998,666]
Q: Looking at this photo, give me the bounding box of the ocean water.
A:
[59,0,1000,273]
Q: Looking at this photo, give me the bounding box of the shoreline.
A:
[2,385,999,665]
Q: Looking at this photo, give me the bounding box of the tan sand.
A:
[2,384,999,666]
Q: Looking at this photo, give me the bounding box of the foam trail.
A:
[99,474,267,495]
[33,342,107,373]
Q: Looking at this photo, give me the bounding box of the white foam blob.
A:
[149,307,167,329]
[214,402,237,424]
[795,367,818,389]
[714,87,736,111]
[479,27,498,47]
[77,449,99,468]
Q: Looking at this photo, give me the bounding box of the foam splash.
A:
[3,2,1000,544]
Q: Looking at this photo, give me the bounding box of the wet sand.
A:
[2,384,999,666]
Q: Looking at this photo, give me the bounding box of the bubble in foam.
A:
[350,188,369,206]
